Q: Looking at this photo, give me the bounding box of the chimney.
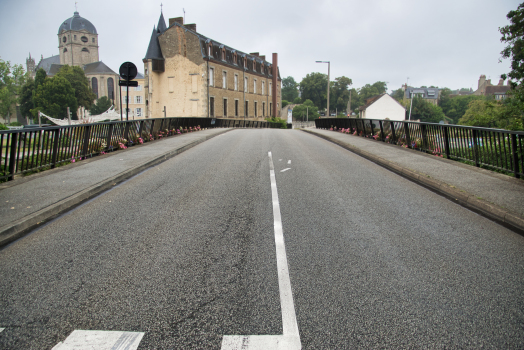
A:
[498,78,504,86]
[272,53,278,118]
[169,17,184,26]
[478,74,486,89]
[184,23,197,32]
[250,52,260,57]
[260,55,266,61]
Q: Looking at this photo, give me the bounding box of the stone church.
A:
[26,11,121,110]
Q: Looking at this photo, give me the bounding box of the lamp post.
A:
[316,61,330,117]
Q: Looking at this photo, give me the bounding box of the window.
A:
[209,67,214,86]
[136,108,142,117]
[245,101,248,117]
[63,36,67,43]
[135,85,142,91]
[253,79,257,94]
[262,81,265,95]
[208,45,211,57]
[63,48,67,53]
[254,102,258,117]
[270,103,272,116]
[223,98,227,117]
[210,97,215,117]
[244,77,248,92]
[121,86,128,92]
[234,75,238,91]
[269,82,272,96]
[92,38,95,43]
[135,96,142,104]
[92,77,98,99]
[74,35,77,40]
[82,48,89,52]
[262,102,265,116]
[168,77,174,92]
[107,78,114,100]
[123,96,129,103]
[235,100,238,117]
[81,36,88,43]
[222,71,227,89]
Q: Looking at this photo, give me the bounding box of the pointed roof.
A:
[157,11,167,33]
[83,61,117,75]
[144,26,163,60]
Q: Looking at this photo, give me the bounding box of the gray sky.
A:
[0,0,520,92]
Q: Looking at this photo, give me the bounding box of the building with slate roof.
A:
[473,75,511,99]
[404,86,440,105]
[143,11,282,119]
[26,11,127,114]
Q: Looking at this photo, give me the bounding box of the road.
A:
[0,129,523,349]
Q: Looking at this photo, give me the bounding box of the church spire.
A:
[144,26,163,60]
[157,11,167,33]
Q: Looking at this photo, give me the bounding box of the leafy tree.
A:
[55,65,96,114]
[19,78,35,119]
[440,94,486,124]
[34,68,47,90]
[282,76,299,102]
[89,96,112,115]
[0,59,27,123]
[299,72,328,110]
[34,76,77,119]
[282,100,289,108]
[500,3,524,91]
[351,81,388,111]
[390,88,405,101]
[293,97,302,104]
[330,76,352,113]
[458,100,501,127]
[292,99,320,121]
[408,97,446,123]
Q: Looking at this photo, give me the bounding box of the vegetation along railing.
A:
[0,117,281,182]
[316,118,524,179]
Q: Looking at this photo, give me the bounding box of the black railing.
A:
[0,117,281,182]
[316,118,524,179]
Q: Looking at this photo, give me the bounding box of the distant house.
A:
[474,75,511,100]
[358,94,406,121]
[404,86,440,105]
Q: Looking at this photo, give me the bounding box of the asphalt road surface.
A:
[1,129,523,349]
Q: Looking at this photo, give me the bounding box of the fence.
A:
[315,118,524,179]
[0,117,280,182]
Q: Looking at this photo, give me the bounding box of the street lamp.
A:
[316,61,330,117]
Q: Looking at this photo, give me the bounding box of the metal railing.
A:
[0,117,281,182]
[316,118,524,179]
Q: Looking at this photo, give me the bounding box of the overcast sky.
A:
[0,0,521,93]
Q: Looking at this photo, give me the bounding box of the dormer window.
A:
[222,49,226,61]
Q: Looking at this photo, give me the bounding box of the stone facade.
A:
[143,12,282,120]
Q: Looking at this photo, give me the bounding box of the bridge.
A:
[0,122,523,349]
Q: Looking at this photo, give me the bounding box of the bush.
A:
[0,124,8,130]
[8,121,22,126]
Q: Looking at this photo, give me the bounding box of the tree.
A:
[282,100,289,108]
[408,97,446,123]
[55,65,96,116]
[34,68,47,90]
[459,100,502,127]
[89,96,112,115]
[299,72,328,110]
[0,59,26,123]
[34,76,77,119]
[330,76,352,113]
[390,88,404,101]
[440,94,486,124]
[500,3,524,90]
[292,99,320,121]
[293,97,302,104]
[282,76,299,102]
[19,78,35,120]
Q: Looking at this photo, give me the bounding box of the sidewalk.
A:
[0,128,232,247]
[303,128,524,233]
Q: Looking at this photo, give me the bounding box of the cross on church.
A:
[75,1,78,11]
[160,3,163,11]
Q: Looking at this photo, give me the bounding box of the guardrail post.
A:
[138,120,144,139]
[472,129,479,167]
[443,126,451,159]
[106,124,114,151]
[82,125,91,158]
[150,120,156,139]
[404,122,411,148]
[390,122,396,144]
[379,120,384,141]
[421,124,428,151]
[511,133,520,178]
[50,129,60,169]
[8,133,18,181]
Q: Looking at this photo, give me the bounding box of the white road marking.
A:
[280,168,291,173]
[279,159,282,161]
[221,152,301,350]
[287,160,291,165]
[0,328,4,333]
[51,330,144,350]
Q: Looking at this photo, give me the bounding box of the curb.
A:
[0,129,232,248]
[303,129,524,234]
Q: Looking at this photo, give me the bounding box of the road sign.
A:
[119,80,138,87]
[119,62,137,81]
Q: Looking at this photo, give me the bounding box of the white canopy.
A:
[41,106,129,126]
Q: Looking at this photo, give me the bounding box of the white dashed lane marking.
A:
[280,168,291,173]
[51,330,144,350]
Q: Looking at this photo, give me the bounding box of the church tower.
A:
[26,53,35,77]
[58,11,99,67]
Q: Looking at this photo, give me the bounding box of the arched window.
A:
[63,48,68,53]
[82,48,89,52]
[92,77,98,99]
[107,78,114,101]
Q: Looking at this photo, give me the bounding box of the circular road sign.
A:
[119,62,137,81]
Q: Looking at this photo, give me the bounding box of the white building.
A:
[358,94,406,121]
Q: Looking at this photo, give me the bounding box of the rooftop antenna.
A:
[183,8,185,23]
[75,1,78,11]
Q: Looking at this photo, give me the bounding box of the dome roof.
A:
[58,12,97,35]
